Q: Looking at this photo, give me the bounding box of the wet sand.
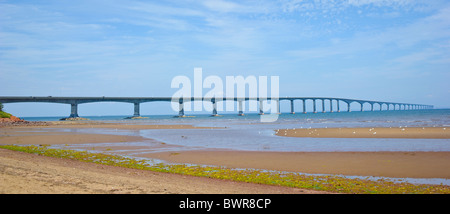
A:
[275,127,450,139]
[6,121,224,130]
[1,122,449,193]
[143,150,450,179]
[0,148,313,194]
[0,122,319,193]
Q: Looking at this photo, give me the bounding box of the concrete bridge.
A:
[0,96,433,119]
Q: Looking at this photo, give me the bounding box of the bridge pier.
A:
[134,103,140,117]
[322,99,325,113]
[302,100,306,114]
[337,100,340,112]
[70,103,79,118]
[330,100,333,112]
[211,99,219,116]
[360,103,364,111]
[125,102,148,119]
[290,100,295,114]
[276,100,281,114]
[259,100,264,115]
[238,100,244,116]
[313,99,317,113]
[347,102,351,112]
[178,100,185,117]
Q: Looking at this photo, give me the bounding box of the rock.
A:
[124,116,149,119]
[0,115,24,123]
[0,113,50,127]
[59,117,90,121]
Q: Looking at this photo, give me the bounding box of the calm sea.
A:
[23,109,450,152]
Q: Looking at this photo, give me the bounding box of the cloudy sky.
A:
[1,0,449,116]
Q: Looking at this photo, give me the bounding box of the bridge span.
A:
[0,96,433,119]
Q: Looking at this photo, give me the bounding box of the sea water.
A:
[24,109,450,152]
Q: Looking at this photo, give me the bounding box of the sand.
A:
[143,151,450,179]
[20,121,225,130]
[1,121,449,193]
[0,148,314,194]
[275,127,450,139]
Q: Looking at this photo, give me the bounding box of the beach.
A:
[1,120,449,193]
[275,127,450,139]
[0,148,312,194]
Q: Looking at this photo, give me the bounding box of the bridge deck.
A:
[0,96,433,119]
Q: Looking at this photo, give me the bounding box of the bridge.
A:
[0,96,433,119]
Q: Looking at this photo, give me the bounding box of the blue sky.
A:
[1,0,449,116]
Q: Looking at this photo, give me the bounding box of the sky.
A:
[1,0,449,117]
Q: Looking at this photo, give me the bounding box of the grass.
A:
[0,111,12,118]
[1,144,449,194]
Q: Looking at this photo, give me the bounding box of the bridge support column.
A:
[371,103,374,111]
[276,100,281,114]
[330,100,333,112]
[211,99,218,116]
[302,100,306,114]
[133,103,140,117]
[290,100,295,114]
[322,99,325,113]
[70,103,79,118]
[360,103,364,111]
[259,100,264,115]
[178,101,185,117]
[347,102,351,112]
[238,100,244,116]
[313,99,317,113]
[337,100,340,112]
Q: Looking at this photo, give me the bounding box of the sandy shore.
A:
[1,121,449,193]
[23,121,225,130]
[0,148,314,194]
[0,122,322,193]
[275,127,450,139]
